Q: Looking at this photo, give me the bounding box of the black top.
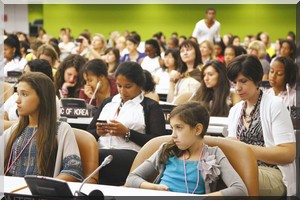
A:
[87,96,166,147]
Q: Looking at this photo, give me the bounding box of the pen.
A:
[11,185,28,193]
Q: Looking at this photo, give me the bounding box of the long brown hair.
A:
[159,101,209,163]
[193,60,230,117]
[4,72,58,176]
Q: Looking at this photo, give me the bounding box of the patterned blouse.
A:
[7,123,83,180]
[236,90,277,168]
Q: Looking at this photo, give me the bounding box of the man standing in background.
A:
[192,8,221,44]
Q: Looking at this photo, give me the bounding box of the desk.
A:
[67,117,93,130]
[2,176,199,198]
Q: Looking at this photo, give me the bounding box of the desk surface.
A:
[2,176,198,197]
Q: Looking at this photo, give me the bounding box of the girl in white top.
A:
[3,34,27,77]
[227,55,296,196]
[141,39,164,76]
[265,56,297,108]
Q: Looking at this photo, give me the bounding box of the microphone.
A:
[0,82,17,100]
[286,83,291,114]
[74,155,113,199]
[88,81,101,105]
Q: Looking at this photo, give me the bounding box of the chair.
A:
[73,128,99,184]
[3,82,15,102]
[129,135,259,196]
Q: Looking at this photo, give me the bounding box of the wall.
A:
[28,4,296,42]
[4,4,29,34]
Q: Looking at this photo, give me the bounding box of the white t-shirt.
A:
[192,19,221,44]
[3,58,27,77]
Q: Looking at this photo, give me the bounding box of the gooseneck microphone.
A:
[88,81,101,106]
[74,155,113,199]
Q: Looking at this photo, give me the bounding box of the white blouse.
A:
[97,93,145,152]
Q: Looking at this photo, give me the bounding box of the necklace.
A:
[5,127,38,175]
[183,143,204,194]
[242,90,262,124]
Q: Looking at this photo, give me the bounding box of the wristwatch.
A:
[124,129,131,142]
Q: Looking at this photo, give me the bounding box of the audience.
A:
[126,101,248,196]
[2,72,83,182]
[192,60,230,117]
[3,34,27,77]
[104,47,120,76]
[140,39,164,75]
[227,54,296,196]
[79,59,118,107]
[265,56,298,108]
[87,61,165,185]
[168,40,202,103]
[54,54,86,98]
[247,40,270,80]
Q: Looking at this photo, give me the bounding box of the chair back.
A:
[129,135,259,196]
[73,128,99,184]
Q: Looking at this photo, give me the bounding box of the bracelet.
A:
[124,129,131,142]
[61,88,69,95]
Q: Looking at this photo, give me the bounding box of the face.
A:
[260,34,268,44]
[224,47,235,66]
[214,44,222,56]
[232,38,240,46]
[4,45,14,60]
[105,50,116,64]
[280,42,291,57]
[39,54,53,67]
[203,66,219,88]
[92,36,104,50]
[243,37,250,48]
[247,47,259,57]
[64,67,78,85]
[16,81,40,117]
[84,72,101,91]
[233,73,258,101]
[126,40,137,53]
[170,116,200,151]
[199,42,211,57]
[269,60,285,90]
[116,75,141,103]
[145,44,157,58]
[206,10,216,21]
[180,45,196,64]
[167,40,175,49]
[164,53,175,68]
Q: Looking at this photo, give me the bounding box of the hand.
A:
[105,120,129,137]
[96,122,108,136]
[84,85,94,98]
[62,82,76,89]
[155,184,169,191]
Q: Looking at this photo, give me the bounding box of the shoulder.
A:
[142,96,160,107]
[261,92,284,107]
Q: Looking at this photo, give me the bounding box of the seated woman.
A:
[87,61,166,185]
[199,40,215,65]
[192,60,231,117]
[79,59,118,107]
[227,54,296,196]
[104,47,120,76]
[4,59,60,123]
[54,54,86,98]
[2,72,83,182]
[265,56,297,109]
[168,40,202,103]
[120,35,146,64]
[36,44,60,76]
[126,102,248,196]
[140,39,164,75]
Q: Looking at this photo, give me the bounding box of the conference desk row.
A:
[67,117,228,137]
[1,176,202,199]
